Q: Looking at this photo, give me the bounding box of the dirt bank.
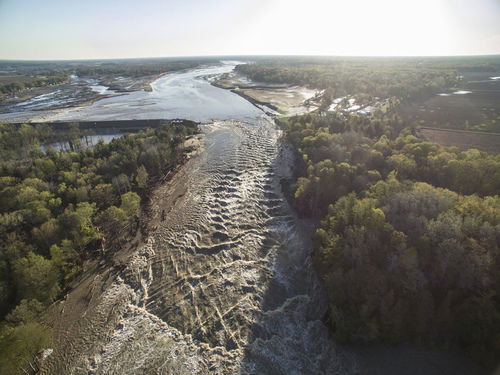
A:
[212,72,320,116]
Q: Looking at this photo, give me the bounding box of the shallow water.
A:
[70,64,262,122]
[0,75,107,114]
[1,63,263,122]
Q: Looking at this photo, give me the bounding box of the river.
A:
[39,63,484,375]
[0,62,263,123]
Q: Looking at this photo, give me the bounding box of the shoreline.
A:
[211,72,321,117]
[230,88,280,115]
[0,63,227,124]
[0,71,175,123]
[28,63,491,373]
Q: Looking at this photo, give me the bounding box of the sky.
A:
[0,0,499,60]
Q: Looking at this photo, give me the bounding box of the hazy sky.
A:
[0,0,499,60]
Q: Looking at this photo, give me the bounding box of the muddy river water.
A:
[39,63,483,374]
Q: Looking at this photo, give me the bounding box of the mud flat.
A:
[213,71,321,116]
[236,87,319,116]
[0,78,118,113]
[0,72,175,122]
[101,73,162,93]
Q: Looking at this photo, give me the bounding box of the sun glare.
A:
[0,0,497,59]
[251,0,454,56]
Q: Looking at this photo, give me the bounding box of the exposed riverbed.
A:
[0,63,263,123]
[35,63,483,374]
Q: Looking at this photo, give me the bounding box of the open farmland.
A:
[400,71,500,133]
[418,127,500,153]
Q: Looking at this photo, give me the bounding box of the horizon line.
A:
[1,53,500,63]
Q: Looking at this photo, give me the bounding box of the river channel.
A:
[39,63,483,375]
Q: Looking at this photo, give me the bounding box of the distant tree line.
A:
[74,60,211,78]
[0,58,215,99]
[236,58,459,106]
[0,122,197,374]
[0,74,68,97]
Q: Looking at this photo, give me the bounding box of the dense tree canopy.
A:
[0,74,67,97]
[0,122,197,374]
[278,107,500,368]
[316,181,499,366]
[279,114,500,217]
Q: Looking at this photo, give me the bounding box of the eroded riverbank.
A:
[40,118,346,374]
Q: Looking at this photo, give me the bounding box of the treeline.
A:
[236,58,459,105]
[279,112,500,368]
[0,122,197,374]
[74,59,210,78]
[0,57,214,99]
[430,55,500,72]
[0,74,68,97]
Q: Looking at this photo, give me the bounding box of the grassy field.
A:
[399,71,500,133]
[418,127,500,153]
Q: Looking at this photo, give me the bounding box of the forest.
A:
[72,59,211,78]
[236,57,460,105]
[236,56,500,132]
[0,73,67,97]
[0,122,197,374]
[243,56,500,369]
[276,109,500,368]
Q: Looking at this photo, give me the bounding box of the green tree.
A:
[50,240,79,282]
[112,173,131,195]
[120,192,141,219]
[135,165,149,190]
[387,153,417,179]
[90,183,117,209]
[58,202,100,251]
[97,206,128,234]
[13,252,60,304]
[0,323,52,375]
[31,218,61,251]
[5,299,45,325]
